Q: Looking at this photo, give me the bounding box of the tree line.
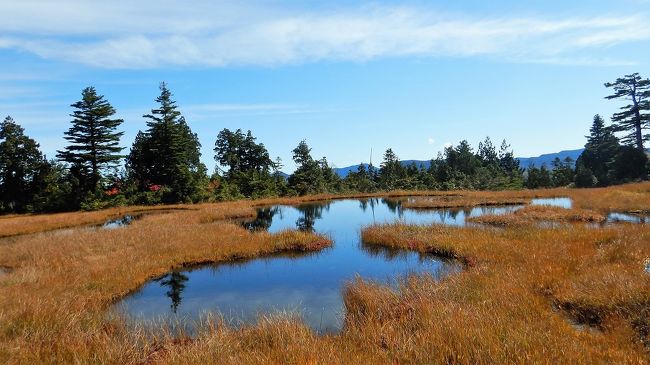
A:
[0,74,648,213]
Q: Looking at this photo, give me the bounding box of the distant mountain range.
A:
[330,149,585,178]
[516,149,583,169]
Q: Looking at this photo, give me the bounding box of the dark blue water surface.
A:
[117,198,525,332]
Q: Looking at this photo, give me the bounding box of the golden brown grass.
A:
[1,183,650,363]
[0,205,196,238]
[0,207,330,364]
[361,222,650,363]
[468,205,607,226]
[401,195,530,209]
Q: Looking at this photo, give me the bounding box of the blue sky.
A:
[1,1,649,172]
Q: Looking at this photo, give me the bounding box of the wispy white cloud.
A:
[183,103,341,120]
[0,86,46,100]
[0,2,647,68]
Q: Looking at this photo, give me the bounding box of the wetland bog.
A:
[1,183,650,363]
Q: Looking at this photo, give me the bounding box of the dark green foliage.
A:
[126,83,207,203]
[576,115,621,186]
[288,140,335,195]
[340,138,522,192]
[319,157,342,192]
[446,140,480,177]
[215,129,273,174]
[378,148,405,190]
[575,112,648,188]
[551,157,575,187]
[609,146,648,182]
[31,161,75,212]
[605,73,650,150]
[525,164,553,189]
[345,164,377,192]
[214,128,280,199]
[57,87,124,195]
[574,163,597,188]
[0,116,50,212]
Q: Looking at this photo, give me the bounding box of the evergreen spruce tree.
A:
[605,73,650,150]
[288,140,323,195]
[379,148,403,190]
[57,87,124,195]
[126,82,207,203]
[576,115,620,186]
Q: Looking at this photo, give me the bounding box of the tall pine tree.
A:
[576,114,621,186]
[57,87,124,194]
[126,82,206,203]
[605,73,650,150]
[379,148,403,190]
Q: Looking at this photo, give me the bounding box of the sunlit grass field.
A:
[1,183,650,363]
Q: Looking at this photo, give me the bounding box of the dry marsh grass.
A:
[468,205,607,226]
[0,207,330,364]
[0,204,195,238]
[1,183,650,363]
[361,222,650,363]
[401,196,530,209]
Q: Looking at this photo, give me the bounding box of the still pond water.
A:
[117,198,531,332]
[117,196,630,332]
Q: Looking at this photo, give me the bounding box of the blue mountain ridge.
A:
[330,149,585,178]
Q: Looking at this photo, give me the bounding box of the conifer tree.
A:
[126,82,206,203]
[288,140,323,195]
[605,73,650,150]
[57,87,124,194]
[379,148,402,190]
[576,115,620,186]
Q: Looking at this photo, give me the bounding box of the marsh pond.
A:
[116,196,629,333]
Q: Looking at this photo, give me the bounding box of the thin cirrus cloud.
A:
[183,103,338,119]
[0,2,648,68]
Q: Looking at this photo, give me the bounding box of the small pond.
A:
[119,198,527,332]
[607,212,649,224]
[102,215,137,229]
[530,197,573,209]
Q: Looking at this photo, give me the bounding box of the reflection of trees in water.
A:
[358,198,379,212]
[359,198,380,223]
[431,208,472,225]
[381,198,405,219]
[157,271,189,314]
[359,199,368,212]
[359,241,462,279]
[295,203,330,232]
[360,241,431,262]
[242,207,280,231]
